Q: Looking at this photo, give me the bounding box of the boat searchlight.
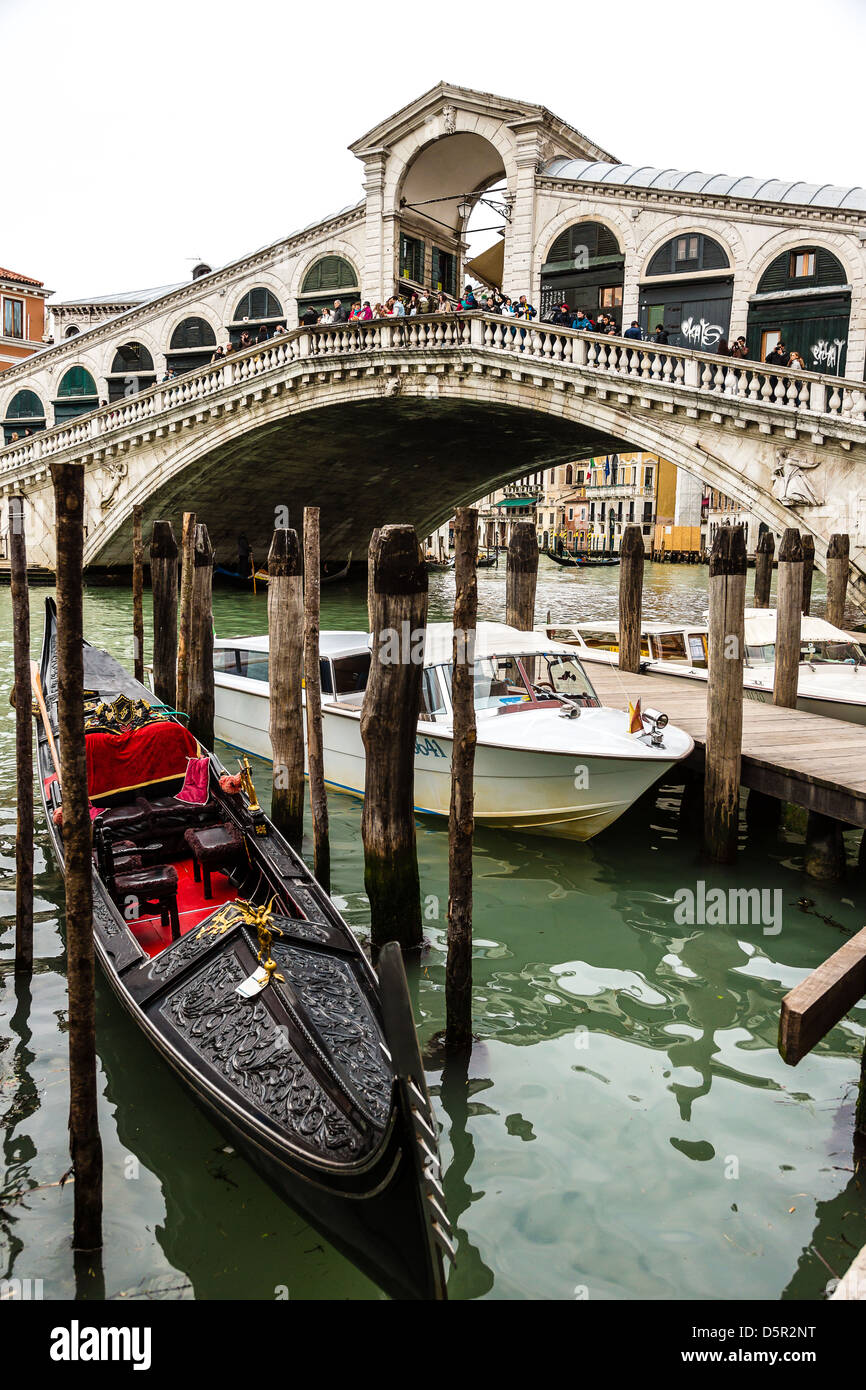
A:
[642,708,669,745]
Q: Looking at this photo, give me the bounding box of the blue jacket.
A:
[623,326,643,340]
[572,315,594,331]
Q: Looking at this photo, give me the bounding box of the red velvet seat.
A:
[184,824,245,900]
[115,864,180,941]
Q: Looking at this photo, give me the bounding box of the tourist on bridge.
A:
[210,345,225,363]
[360,302,373,321]
[551,302,571,326]
[390,296,406,316]
[788,350,806,371]
[765,341,790,367]
[435,291,453,313]
[300,305,318,327]
[730,336,749,359]
[571,308,594,331]
[651,323,669,346]
[461,285,478,309]
[332,299,349,323]
[623,321,642,341]
[516,294,536,321]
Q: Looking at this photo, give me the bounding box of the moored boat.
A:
[544,611,866,725]
[34,599,451,1301]
[212,622,695,841]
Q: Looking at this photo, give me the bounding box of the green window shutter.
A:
[300,257,358,295]
[57,366,98,398]
[169,317,216,350]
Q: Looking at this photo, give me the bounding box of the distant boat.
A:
[545,612,866,726]
[476,550,500,569]
[424,558,454,573]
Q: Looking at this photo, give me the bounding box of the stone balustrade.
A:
[2,312,866,491]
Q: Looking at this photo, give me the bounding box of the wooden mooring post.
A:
[361,525,428,951]
[49,461,103,1252]
[618,525,644,673]
[446,507,478,1053]
[131,504,144,684]
[704,524,747,864]
[505,521,538,630]
[773,528,803,709]
[149,521,178,709]
[800,534,815,616]
[304,508,330,888]
[753,531,774,608]
[176,510,196,716]
[187,523,215,749]
[9,496,33,973]
[268,528,305,850]
[367,527,380,631]
[825,533,850,629]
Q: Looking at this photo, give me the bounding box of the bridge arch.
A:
[533,206,637,308]
[386,119,513,224]
[80,358,820,577]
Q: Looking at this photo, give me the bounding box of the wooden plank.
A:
[779,924,866,1064]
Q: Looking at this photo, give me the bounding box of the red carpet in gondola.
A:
[129,856,238,956]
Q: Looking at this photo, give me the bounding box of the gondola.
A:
[476,551,500,569]
[321,551,353,585]
[33,599,451,1301]
[545,549,583,568]
[424,559,454,573]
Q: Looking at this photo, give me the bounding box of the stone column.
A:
[361,151,388,307]
[502,125,544,298]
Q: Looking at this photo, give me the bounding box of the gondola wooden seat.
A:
[184,823,245,900]
[114,864,181,941]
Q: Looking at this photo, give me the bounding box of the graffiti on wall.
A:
[680,316,724,348]
[810,339,846,371]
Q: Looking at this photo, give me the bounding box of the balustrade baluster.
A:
[828,383,842,414]
[773,376,787,405]
[786,377,799,407]
[760,374,774,403]
[673,357,684,387]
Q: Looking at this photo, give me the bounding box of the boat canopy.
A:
[421,621,576,667]
[741,609,854,646]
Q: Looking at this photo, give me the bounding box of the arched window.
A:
[645,234,730,277]
[540,222,625,325]
[756,245,846,294]
[166,317,218,375]
[233,287,283,322]
[565,465,573,485]
[107,342,157,402]
[229,287,285,347]
[301,257,358,295]
[3,388,46,444]
[64,324,80,337]
[54,366,99,423]
[298,256,360,319]
[169,317,216,351]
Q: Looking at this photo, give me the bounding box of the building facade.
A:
[0,268,50,375]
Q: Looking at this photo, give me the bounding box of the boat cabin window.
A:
[582,630,651,657]
[213,647,270,681]
[651,632,688,663]
[580,629,620,651]
[800,639,865,666]
[420,668,446,720]
[687,633,708,668]
[332,652,370,701]
[548,627,581,645]
[745,643,775,664]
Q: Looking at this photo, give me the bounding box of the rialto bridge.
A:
[2,82,866,605]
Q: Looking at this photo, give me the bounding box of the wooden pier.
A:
[586,662,866,828]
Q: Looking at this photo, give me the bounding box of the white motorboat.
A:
[544,611,866,726]
[212,622,694,842]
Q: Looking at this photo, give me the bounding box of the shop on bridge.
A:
[228,287,286,347]
[638,233,733,350]
[540,222,624,327]
[106,342,157,402]
[53,366,99,424]
[746,245,851,374]
[297,256,360,322]
[2,388,46,443]
[166,317,217,376]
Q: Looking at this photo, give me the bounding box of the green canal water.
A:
[1,560,865,1301]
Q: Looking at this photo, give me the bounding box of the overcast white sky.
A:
[5,0,865,303]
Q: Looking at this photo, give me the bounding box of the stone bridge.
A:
[2,312,865,608]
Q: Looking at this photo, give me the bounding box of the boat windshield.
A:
[441,652,599,714]
[746,640,866,666]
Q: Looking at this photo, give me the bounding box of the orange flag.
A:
[628,698,643,734]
